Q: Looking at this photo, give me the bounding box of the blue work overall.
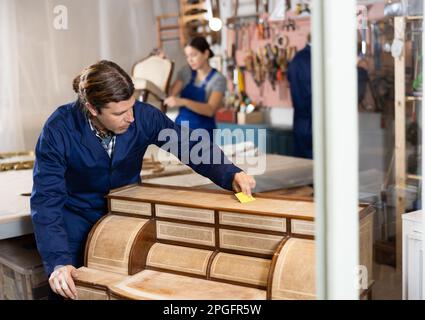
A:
[30,100,241,275]
[287,45,313,159]
[175,68,217,141]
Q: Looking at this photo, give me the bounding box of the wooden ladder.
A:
[156,13,184,49]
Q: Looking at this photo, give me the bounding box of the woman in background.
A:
[164,36,226,141]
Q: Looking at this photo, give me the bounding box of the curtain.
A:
[0,0,25,152]
[0,0,159,151]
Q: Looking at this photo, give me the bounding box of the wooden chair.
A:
[132,55,174,113]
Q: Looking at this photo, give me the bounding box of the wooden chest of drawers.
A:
[75,184,374,300]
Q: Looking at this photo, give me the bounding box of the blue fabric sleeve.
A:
[144,106,242,190]
[30,125,72,275]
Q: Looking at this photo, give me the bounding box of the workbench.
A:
[0,170,33,240]
[0,154,313,240]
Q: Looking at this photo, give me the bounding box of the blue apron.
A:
[175,68,217,140]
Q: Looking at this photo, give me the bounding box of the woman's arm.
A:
[164,91,223,117]
[168,79,184,96]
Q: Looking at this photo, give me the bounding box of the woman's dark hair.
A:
[187,36,214,58]
[72,60,134,113]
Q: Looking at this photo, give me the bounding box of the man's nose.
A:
[125,109,134,123]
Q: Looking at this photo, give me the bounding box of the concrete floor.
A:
[358,112,411,300]
[372,263,402,300]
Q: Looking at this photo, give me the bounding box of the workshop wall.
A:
[227,17,310,108]
[1,0,160,152]
[152,0,187,83]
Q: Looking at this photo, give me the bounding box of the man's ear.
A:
[86,103,98,117]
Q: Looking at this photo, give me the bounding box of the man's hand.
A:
[232,172,256,197]
[164,96,182,108]
[49,265,78,300]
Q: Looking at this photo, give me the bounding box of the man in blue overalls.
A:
[287,39,313,159]
[165,36,227,141]
[31,60,255,299]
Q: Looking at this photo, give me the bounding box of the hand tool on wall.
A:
[264,19,270,39]
[226,41,236,93]
[283,18,296,32]
[253,50,262,87]
[257,18,264,40]
[358,5,368,58]
[371,22,382,71]
[237,67,246,95]
[226,23,242,93]
[265,44,279,90]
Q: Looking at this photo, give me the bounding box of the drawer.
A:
[110,199,151,216]
[156,205,214,223]
[156,221,215,247]
[146,243,213,276]
[219,211,286,232]
[219,229,283,255]
[210,252,271,287]
[291,219,314,236]
[76,286,109,300]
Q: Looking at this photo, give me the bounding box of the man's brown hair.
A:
[73,60,134,113]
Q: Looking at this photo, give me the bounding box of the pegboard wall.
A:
[226,16,311,108]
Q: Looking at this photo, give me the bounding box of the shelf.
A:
[406,96,423,102]
[407,174,422,181]
[406,16,423,21]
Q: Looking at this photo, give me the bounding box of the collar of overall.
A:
[88,115,115,141]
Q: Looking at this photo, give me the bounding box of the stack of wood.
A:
[142,155,165,174]
[0,152,35,172]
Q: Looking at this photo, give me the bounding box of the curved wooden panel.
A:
[271,238,316,300]
[86,215,150,275]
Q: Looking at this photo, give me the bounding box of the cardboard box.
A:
[237,111,264,125]
[215,108,237,123]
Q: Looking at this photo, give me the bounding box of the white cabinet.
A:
[402,210,423,300]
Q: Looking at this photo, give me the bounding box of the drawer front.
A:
[76,286,109,300]
[291,219,314,236]
[219,229,282,255]
[146,243,213,276]
[110,199,151,216]
[156,221,215,247]
[210,253,271,287]
[219,211,286,232]
[156,205,214,223]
